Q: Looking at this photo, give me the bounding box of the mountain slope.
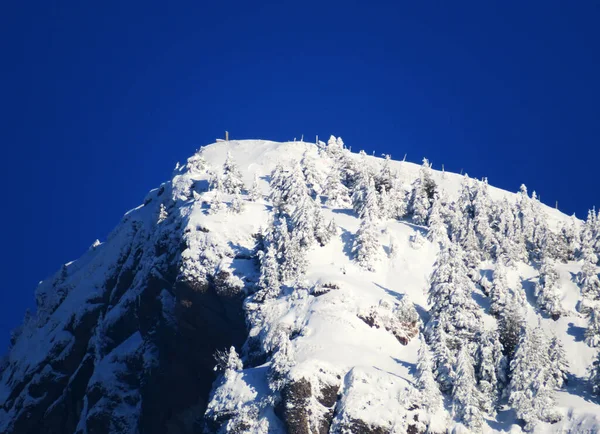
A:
[1,138,599,433]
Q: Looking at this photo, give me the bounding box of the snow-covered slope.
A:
[0,138,599,434]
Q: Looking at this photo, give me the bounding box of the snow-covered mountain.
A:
[1,138,600,434]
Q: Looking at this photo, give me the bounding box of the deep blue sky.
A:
[1,1,599,350]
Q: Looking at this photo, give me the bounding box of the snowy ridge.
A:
[1,138,599,434]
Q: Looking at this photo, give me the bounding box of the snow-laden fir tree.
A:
[590,350,600,395]
[300,151,323,198]
[323,159,351,208]
[497,292,525,361]
[352,164,379,222]
[314,209,337,247]
[473,179,497,259]
[352,215,381,271]
[157,203,168,224]
[326,135,345,159]
[269,162,288,207]
[249,173,262,201]
[209,188,225,214]
[215,346,243,380]
[414,335,444,412]
[222,151,244,194]
[387,178,408,220]
[257,244,280,301]
[476,328,506,415]
[230,193,245,214]
[375,154,395,194]
[508,325,561,431]
[578,235,600,313]
[186,152,207,173]
[585,307,600,348]
[452,345,485,431]
[425,243,483,391]
[427,194,449,247]
[535,246,563,319]
[548,333,568,388]
[489,264,510,316]
[409,158,436,226]
[268,332,295,392]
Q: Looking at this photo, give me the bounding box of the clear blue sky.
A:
[1,1,599,349]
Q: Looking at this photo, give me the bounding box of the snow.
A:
[2,138,599,433]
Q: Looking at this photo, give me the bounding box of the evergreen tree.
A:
[250,173,262,201]
[323,160,351,208]
[223,346,243,379]
[222,152,244,194]
[415,335,444,412]
[353,215,381,271]
[209,189,225,214]
[157,203,168,224]
[257,244,280,301]
[352,167,379,221]
[387,178,408,220]
[408,158,436,226]
[230,193,245,214]
[427,194,449,246]
[578,237,600,312]
[313,207,335,247]
[508,325,561,431]
[590,350,600,395]
[489,264,510,316]
[375,154,395,193]
[585,307,600,348]
[452,345,485,431]
[535,249,563,319]
[498,293,525,361]
[426,243,483,391]
[268,332,295,392]
[473,179,497,259]
[301,151,323,198]
[476,328,507,415]
[548,334,568,388]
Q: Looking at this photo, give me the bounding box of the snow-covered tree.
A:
[268,332,295,392]
[157,203,168,224]
[186,152,207,173]
[473,179,497,258]
[497,293,525,361]
[585,307,600,348]
[323,160,351,208]
[508,325,561,431]
[222,151,244,194]
[426,243,483,391]
[409,158,436,226]
[427,194,449,246]
[301,151,323,198]
[250,174,262,201]
[452,345,485,431]
[590,350,600,395]
[578,238,600,313]
[352,168,379,222]
[489,264,510,316]
[257,245,280,300]
[387,178,408,220]
[535,250,563,319]
[476,328,506,415]
[230,193,245,214]
[353,215,381,271]
[414,335,444,412]
[209,189,226,214]
[548,334,568,388]
[314,209,336,247]
[375,154,395,193]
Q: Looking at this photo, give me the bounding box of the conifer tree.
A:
[409,158,436,226]
[548,334,568,388]
[452,345,485,431]
[301,151,323,198]
[535,249,563,319]
[415,335,444,412]
[585,307,600,348]
[209,189,225,214]
[268,332,295,392]
[230,193,245,214]
[352,168,379,221]
[426,243,483,391]
[590,350,600,395]
[489,264,510,316]
[387,178,408,220]
[257,245,280,301]
[579,237,600,312]
[323,161,351,208]
[222,151,244,194]
[476,328,506,415]
[427,194,449,246]
[157,203,168,224]
[250,174,262,201]
[353,215,381,271]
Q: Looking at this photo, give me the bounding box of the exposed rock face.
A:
[0,177,248,434]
